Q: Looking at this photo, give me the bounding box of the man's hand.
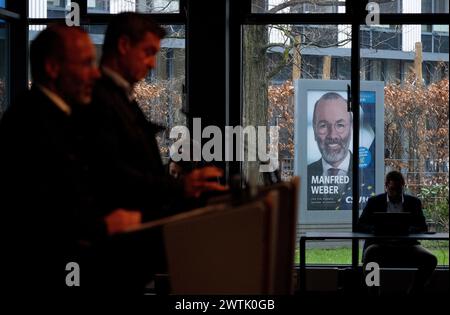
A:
[184,166,228,198]
[104,209,142,235]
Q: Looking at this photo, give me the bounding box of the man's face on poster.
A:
[313,96,352,166]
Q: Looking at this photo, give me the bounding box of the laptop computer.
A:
[372,212,413,236]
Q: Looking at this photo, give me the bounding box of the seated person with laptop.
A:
[357,171,437,294]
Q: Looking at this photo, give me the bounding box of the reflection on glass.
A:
[251,0,345,14]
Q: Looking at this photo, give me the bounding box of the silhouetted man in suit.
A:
[0,24,149,294]
[87,13,226,221]
[0,25,104,292]
[358,171,437,295]
[307,92,353,210]
[84,13,227,293]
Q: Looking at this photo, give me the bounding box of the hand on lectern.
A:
[104,209,142,235]
[184,166,228,198]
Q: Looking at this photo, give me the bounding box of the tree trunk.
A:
[243,22,268,185]
[323,55,332,80]
[292,35,302,81]
[414,42,423,86]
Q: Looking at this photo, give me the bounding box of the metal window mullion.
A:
[351,20,361,269]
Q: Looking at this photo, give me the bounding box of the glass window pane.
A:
[305,240,352,265]
[422,0,450,13]
[422,0,433,13]
[370,0,402,13]
[28,0,181,17]
[0,21,8,120]
[251,0,345,14]
[0,0,6,8]
[434,0,450,13]
[87,0,180,14]
[28,24,186,159]
[371,0,449,14]
[243,24,352,265]
[360,24,449,266]
[361,25,402,50]
[29,0,69,18]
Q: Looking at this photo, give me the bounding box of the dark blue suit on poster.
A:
[307,152,376,210]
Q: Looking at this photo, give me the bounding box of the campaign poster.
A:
[306,90,377,211]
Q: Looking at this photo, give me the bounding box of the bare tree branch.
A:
[267,0,342,13]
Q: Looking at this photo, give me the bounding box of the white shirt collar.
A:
[101,66,134,101]
[37,85,72,116]
[322,150,351,174]
[387,193,405,204]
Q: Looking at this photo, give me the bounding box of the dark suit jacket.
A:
[86,74,183,220]
[307,152,353,210]
[357,193,427,248]
[0,86,99,291]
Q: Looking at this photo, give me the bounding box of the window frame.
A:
[5,0,449,270]
[234,0,449,268]
[1,3,21,112]
[27,0,187,24]
[23,0,188,162]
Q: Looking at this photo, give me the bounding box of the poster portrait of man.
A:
[295,80,383,223]
[305,89,378,211]
[307,92,353,210]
